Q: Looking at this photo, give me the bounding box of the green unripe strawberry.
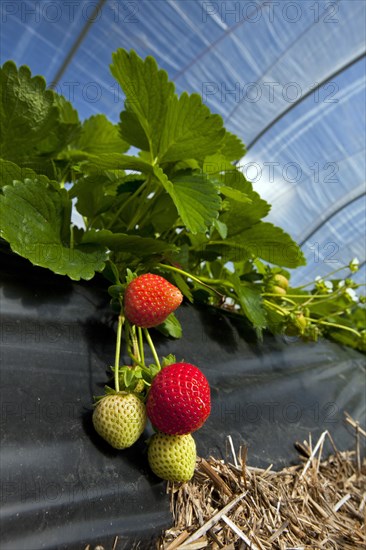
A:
[285,313,307,336]
[148,433,196,482]
[93,392,146,449]
[272,273,289,290]
[271,285,287,296]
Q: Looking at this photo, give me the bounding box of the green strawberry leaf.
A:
[230,274,267,335]
[107,284,125,298]
[154,167,221,234]
[117,174,146,195]
[170,271,194,303]
[0,158,52,188]
[240,222,306,267]
[0,61,79,163]
[118,108,150,151]
[102,261,122,285]
[218,185,252,204]
[71,114,129,155]
[0,179,107,280]
[158,92,225,163]
[79,152,153,174]
[110,49,175,156]
[156,313,182,339]
[265,306,286,334]
[203,153,236,175]
[70,174,117,219]
[208,222,305,268]
[148,192,178,234]
[211,219,227,240]
[220,131,246,161]
[45,94,80,154]
[81,228,177,257]
[203,160,252,204]
[219,171,271,234]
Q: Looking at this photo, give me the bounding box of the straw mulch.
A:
[159,413,365,550]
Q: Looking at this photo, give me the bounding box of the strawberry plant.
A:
[0,48,364,485]
[0,50,364,351]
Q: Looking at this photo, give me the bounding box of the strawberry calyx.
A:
[115,364,159,395]
[93,387,134,404]
[112,354,177,397]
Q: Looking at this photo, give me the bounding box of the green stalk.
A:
[157,263,225,299]
[114,314,124,393]
[126,175,153,231]
[138,327,145,366]
[305,317,361,337]
[294,265,349,290]
[124,320,137,365]
[314,309,350,322]
[263,299,288,316]
[262,290,344,311]
[300,288,345,308]
[106,180,148,230]
[69,225,74,249]
[143,328,161,370]
[262,292,332,299]
[263,295,298,307]
[130,325,141,364]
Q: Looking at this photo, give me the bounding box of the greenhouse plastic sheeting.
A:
[1,0,365,285]
[1,249,365,549]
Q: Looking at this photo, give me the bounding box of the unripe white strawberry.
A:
[272,273,289,290]
[285,313,307,336]
[148,432,196,482]
[92,392,146,449]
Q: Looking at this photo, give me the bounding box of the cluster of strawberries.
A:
[92,273,211,482]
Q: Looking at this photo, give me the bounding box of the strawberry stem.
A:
[143,328,161,370]
[138,327,145,366]
[294,265,350,290]
[305,317,361,337]
[131,325,141,365]
[114,313,124,393]
[157,263,224,299]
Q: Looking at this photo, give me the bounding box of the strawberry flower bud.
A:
[349,258,359,273]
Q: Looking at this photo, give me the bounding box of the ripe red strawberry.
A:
[124,273,183,328]
[146,362,211,435]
